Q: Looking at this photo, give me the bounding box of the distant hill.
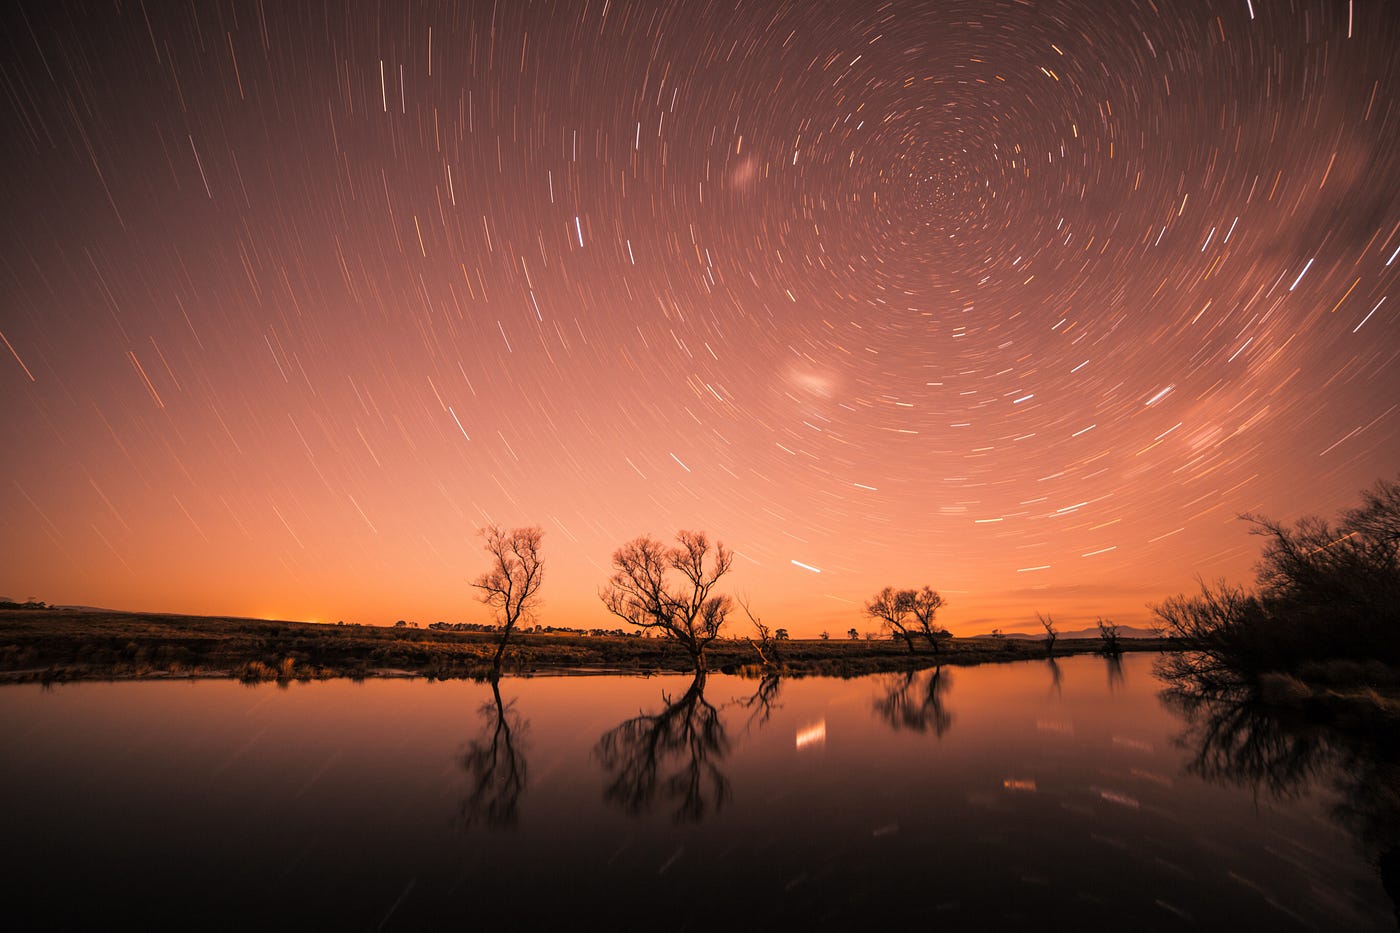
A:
[969,625,1158,640]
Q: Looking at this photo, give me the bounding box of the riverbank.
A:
[0,608,1172,683]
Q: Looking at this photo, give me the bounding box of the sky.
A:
[1,0,1397,635]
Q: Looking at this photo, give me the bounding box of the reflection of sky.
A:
[2,2,1397,632]
[0,655,1390,926]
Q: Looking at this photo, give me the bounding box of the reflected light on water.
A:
[795,720,826,750]
[1095,788,1142,810]
[1113,735,1155,753]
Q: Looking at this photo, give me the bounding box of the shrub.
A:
[1154,477,1400,677]
[239,661,275,683]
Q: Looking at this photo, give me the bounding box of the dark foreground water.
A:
[1,653,1393,930]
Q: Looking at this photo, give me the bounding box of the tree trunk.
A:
[492,625,511,671]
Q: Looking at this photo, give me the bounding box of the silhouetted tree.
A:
[473,525,544,673]
[774,627,789,640]
[847,628,859,640]
[1154,476,1400,672]
[739,595,778,667]
[1038,612,1058,657]
[907,586,950,653]
[819,630,830,640]
[594,673,730,823]
[1097,617,1121,655]
[865,586,918,653]
[601,531,733,670]
[1154,579,1263,688]
[458,680,528,830]
[874,667,953,737]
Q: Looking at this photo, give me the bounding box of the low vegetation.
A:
[1154,476,1400,693]
[0,608,1168,684]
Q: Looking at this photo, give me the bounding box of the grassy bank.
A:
[0,609,1170,683]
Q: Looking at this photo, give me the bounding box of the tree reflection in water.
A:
[735,672,782,732]
[457,679,528,831]
[873,666,952,737]
[593,673,786,823]
[595,672,730,823]
[1104,653,1125,693]
[1161,671,1400,924]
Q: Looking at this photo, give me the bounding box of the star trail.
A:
[2,0,1397,633]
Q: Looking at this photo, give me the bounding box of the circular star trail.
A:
[1,0,1397,632]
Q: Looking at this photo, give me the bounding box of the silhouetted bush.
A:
[1155,476,1400,681]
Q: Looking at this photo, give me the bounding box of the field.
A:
[0,608,1169,683]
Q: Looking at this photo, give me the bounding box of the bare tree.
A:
[473,525,545,673]
[865,586,948,654]
[739,595,778,667]
[865,586,918,653]
[908,586,949,654]
[1038,612,1058,657]
[1153,476,1400,675]
[1097,617,1122,655]
[600,531,733,671]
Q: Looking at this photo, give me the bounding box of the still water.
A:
[1,653,1393,929]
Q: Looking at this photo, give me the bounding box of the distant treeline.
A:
[422,620,641,638]
[0,598,49,610]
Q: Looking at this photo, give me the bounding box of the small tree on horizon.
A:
[907,586,950,654]
[1097,617,1122,655]
[1038,612,1058,657]
[601,531,734,671]
[739,595,778,667]
[848,628,860,640]
[473,525,545,674]
[865,586,948,654]
[866,586,918,653]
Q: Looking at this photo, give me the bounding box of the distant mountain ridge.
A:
[970,625,1158,640]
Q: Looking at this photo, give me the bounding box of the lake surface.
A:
[2,653,1393,929]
